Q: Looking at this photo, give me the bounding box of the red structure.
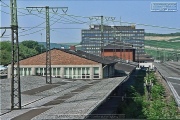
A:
[70,45,76,50]
[102,42,136,61]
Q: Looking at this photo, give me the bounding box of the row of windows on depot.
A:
[85,50,101,53]
[82,33,144,37]
[82,43,102,46]
[82,44,102,47]
[82,37,144,41]
[82,30,144,34]
[85,47,101,50]
[17,67,100,79]
[125,39,144,43]
[136,50,145,54]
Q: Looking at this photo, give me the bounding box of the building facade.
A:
[102,42,136,61]
[7,49,115,79]
[81,25,145,56]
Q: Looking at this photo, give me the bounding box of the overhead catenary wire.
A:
[1,0,180,44]
[0,9,11,15]
[18,15,65,37]
[3,13,62,37]
[1,1,180,31]
[0,6,89,25]
[2,0,180,31]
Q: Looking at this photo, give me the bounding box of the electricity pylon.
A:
[26,6,68,84]
[10,0,21,110]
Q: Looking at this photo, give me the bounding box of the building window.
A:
[35,68,44,76]
[20,68,23,76]
[64,67,91,79]
[56,68,60,77]
[64,68,69,78]
[19,68,32,76]
[94,67,99,78]
[52,68,56,77]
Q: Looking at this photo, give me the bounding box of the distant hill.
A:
[38,42,79,49]
[145,32,180,41]
[145,36,180,41]
[145,32,180,36]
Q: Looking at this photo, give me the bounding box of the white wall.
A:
[139,63,154,69]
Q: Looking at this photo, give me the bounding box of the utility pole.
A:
[119,32,122,61]
[163,49,165,62]
[10,0,21,110]
[144,66,153,101]
[45,6,51,84]
[111,25,116,59]
[89,16,104,58]
[100,16,104,58]
[119,18,122,61]
[26,6,68,84]
[89,16,115,58]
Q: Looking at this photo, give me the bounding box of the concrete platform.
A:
[0,76,127,119]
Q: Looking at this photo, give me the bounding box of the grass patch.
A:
[117,70,180,119]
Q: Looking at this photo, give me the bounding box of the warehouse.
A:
[102,42,136,61]
[7,48,116,79]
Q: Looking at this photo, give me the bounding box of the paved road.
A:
[154,62,180,107]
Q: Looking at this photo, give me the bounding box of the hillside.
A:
[145,36,180,41]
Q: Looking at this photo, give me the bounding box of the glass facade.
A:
[64,67,96,79]
[35,68,46,76]
[17,67,101,79]
[94,67,99,78]
[81,25,145,56]
[14,65,114,79]
[19,68,32,76]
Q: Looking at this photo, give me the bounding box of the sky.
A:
[0,0,180,43]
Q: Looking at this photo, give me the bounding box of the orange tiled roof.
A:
[19,49,99,65]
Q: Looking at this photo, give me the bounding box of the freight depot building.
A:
[8,49,115,79]
[102,41,136,61]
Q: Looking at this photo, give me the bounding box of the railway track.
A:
[167,62,180,70]
[154,62,180,108]
[161,63,180,75]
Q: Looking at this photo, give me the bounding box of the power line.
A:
[0,9,11,15]
[3,13,59,37]
[19,27,83,29]
[0,0,9,7]
[1,1,180,31]
[18,15,65,37]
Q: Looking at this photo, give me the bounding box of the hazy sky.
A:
[1,0,180,43]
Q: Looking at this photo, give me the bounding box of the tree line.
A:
[0,40,46,65]
[117,70,179,119]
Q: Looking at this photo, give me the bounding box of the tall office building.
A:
[81,25,145,57]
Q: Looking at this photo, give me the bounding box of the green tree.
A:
[0,50,11,65]
[0,40,45,65]
[21,40,45,53]
[0,41,11,52]
[19,44,38,60]
[0,41,11,65]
